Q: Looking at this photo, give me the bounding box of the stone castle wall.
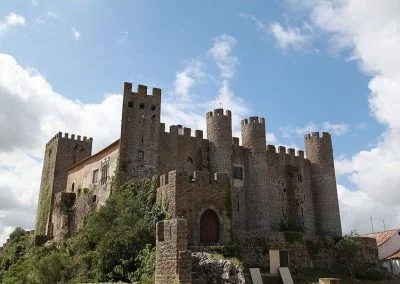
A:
[35,132,92,236]
[155,218,192,284]
[36,82,342,252]
[157,170,231,245]
[305,132,342,236]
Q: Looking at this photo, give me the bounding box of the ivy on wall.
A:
[36,186,52,235]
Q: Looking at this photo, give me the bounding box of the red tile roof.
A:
[362,228,399,246]
[67,139,120,174]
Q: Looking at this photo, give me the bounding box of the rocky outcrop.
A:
[191,252,245,284]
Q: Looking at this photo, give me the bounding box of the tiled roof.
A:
[67,139,120,173]
[362,228,399,246]
[387,249,400,260]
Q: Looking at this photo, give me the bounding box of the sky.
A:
[1,0,400,244]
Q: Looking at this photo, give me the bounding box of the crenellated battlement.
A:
[241,116,265,125]
[304,131,331,140]
[123,82,161,97]
[46,132,93,146]
[160,123,204,139]
[266,144,306,158]
[159,170,229,187]
[206,108,231,118]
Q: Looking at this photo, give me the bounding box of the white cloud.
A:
[117,31,128,44]
[35,10,60,24]
[322,121,349,136]
[289,0,400,233]
[71,27,81,41]
[266,132,277,144]
[31,0,39,6]
[270,22,311,50]
[0,13,26,34]
[240,13,269,33]
[0,53,123,244]
[47,11,59,20]
[174,59,206,99]
[241,13,312,51]
[338,184,400,234]
[209,34,238,80]
[209,34,248,137]
[280,121,348,138]
[168,34,248,138]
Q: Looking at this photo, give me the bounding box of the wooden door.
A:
[200,209,219,244]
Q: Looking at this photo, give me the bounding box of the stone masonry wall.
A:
[231,139,246,232]
[118,83,161,183]
[158,125,209,174]
[305,132,342,236]
[157,170,231,245]
[51,192,75,242]
[155,218,191,284]
[265,145,316,236]
[35,132,92,236]
[207,109,232,174]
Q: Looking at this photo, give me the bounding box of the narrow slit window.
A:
[298,173,302,182]
[139,103,145,109]
[138,150,144,159]
[151,105,156,111]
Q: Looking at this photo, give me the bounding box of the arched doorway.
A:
[200,209,220,244]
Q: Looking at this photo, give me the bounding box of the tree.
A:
[335,231,361,281]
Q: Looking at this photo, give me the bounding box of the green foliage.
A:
[225,188,233,219]
[335,231,361,280]
[355,267,385,281]
[279,218,305,233]
[36,185,51,235]
[0,178,164,283]
[284,231,305,243]
[133,244,156,283]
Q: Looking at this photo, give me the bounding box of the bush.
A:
[0,177,165,283]
[355,267,384,280]
[284,231,305,243]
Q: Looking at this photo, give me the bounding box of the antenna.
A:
[383,219,386,231]
[370,216,374,233]
[354,217,358,232]
[219,102,222,108]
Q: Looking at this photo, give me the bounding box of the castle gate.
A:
[200,209,219,244]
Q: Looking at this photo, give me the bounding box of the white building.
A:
[364,228,400,275]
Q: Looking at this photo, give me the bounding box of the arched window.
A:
[200,209,220,244]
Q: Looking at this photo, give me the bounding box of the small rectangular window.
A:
[232,166,243,180]
[139,103,145,109]
[151,105,156,111]
[92,169,99,184]
[128,101,134,108]
[100,161,109,185]
[138,150,144,159]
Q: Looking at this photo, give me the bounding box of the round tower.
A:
[206,109,232,174]
[241,116,270,231]
[241,116,266,152]
[305,132,342,236]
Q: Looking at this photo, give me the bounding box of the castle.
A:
[35,82,342,282]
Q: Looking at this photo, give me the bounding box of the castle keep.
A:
[35,82,342,282]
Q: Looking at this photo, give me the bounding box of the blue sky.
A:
[1,0,400,244]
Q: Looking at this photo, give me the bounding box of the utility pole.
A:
[370,216,374,233]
